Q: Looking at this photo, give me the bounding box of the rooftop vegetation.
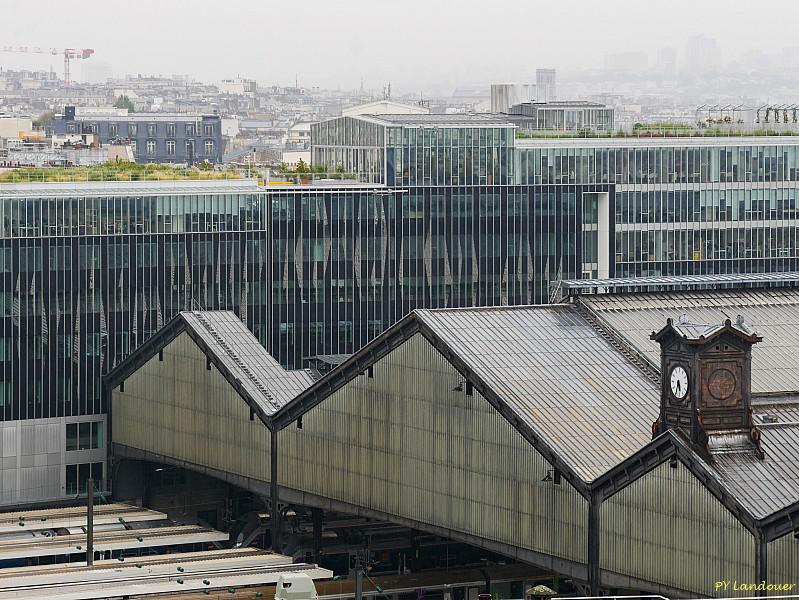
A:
[515,126,799,139]
[0,161,246,183]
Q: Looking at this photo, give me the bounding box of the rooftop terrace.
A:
[0,162,247,184]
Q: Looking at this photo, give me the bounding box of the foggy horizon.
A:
[3,0,799,94]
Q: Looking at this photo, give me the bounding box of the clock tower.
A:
[650,316,763,458]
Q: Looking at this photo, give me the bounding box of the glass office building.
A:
[5,116,799,504]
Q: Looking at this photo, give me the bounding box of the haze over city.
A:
[2,1,799,598]
[3,0,799,91]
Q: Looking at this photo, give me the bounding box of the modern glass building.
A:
[5,115,799,505]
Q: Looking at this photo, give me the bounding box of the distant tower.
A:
[535,68,556,102]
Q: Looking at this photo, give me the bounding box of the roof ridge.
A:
[190,312,282,411]
[574,300,661,385]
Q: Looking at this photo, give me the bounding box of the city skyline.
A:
[3,0,799,92]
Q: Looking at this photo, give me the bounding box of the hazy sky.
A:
[2,0,799,92]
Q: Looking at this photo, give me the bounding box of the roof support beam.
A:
[588,495,600,596]
[755,531,767,596]
[270,429,280,552]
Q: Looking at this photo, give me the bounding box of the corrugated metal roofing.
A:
[712,407,799,518]
[415,305,661,481]
[580,288,799,394]
[181,311,313,415]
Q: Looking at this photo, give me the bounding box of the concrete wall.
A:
[0,415,106,505]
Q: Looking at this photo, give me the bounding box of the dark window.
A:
[66,423,78,451]
[79,422,91,449]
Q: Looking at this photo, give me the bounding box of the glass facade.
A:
[514,139,799,276]
[6,119,799,503]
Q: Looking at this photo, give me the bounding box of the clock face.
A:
[670,366,689,399]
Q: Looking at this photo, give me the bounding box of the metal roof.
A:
[516,136,799,148]
[277,300,799,523]
[0,179,258,197]
[105,311,313,423]
[579,288,799,394]
[181,312,314,413]
[562,271,799,290]
[61,113,218,122]
[414,305,660,481]
[353,113,517,127]
[711,410,799,518]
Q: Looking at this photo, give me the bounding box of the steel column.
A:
[588,494,600,595]
[270,429,280,551]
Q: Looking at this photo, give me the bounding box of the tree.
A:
[114,95,135,113]
[295,158,310,174]
[33,110,55,129]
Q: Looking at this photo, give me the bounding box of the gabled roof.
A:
[105,311,313,429]
[275,304,663,496]
[274,302,799,530]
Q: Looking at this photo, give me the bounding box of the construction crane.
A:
[0,46,94,88]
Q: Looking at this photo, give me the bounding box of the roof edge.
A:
[104,311,275,430]
[591,429,763,535]
[274,307,592,499]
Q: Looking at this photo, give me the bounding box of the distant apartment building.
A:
[535,68,556,102]
[0,116,33,139]
[507,101,615,132]
[220,77,257,95]
[52,106,223,164]
[489,83,536,113]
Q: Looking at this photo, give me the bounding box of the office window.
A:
[204,140,215,156]
[130,140,137,154]
[0,382,10,408]
[66,122,76,133]
[203,123,214,136]
[66,462,103,495]
[147,123,157,137]
[166,123,176,137]
[129,123,138,136]
[66,423,78,451]
[147,140,156,155]
[166,140,176,156]
[93,421,104,449]
[66,421,104,451]
[186,123,195,136]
